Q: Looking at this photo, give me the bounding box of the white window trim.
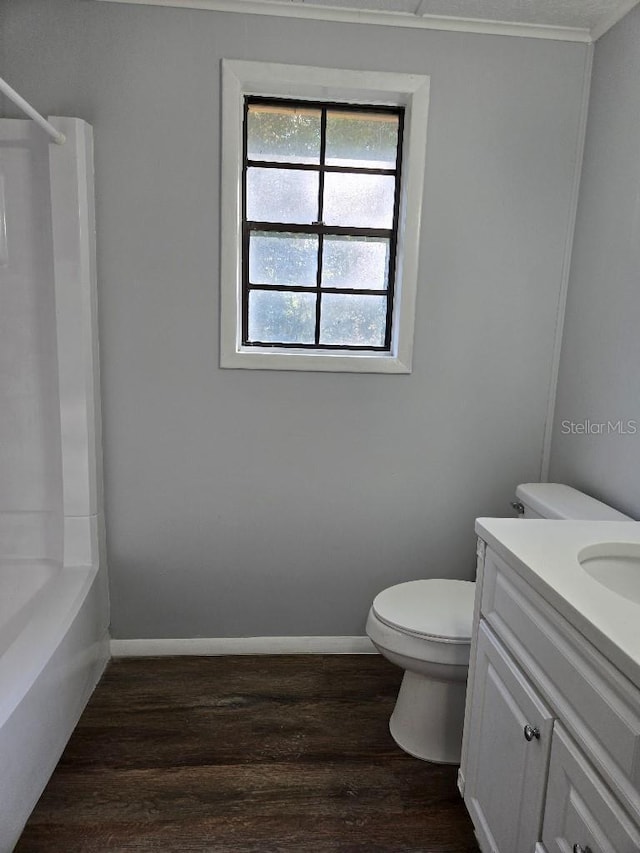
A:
[220,59,430,373]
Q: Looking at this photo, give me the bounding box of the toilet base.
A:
[389,669,467,764]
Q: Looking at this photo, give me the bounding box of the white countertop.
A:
[475,518,640,691]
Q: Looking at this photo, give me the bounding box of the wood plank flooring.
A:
[16,655,479,852]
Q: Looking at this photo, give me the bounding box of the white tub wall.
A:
[0,116,107,571]
[0,121,63,563]
[48,112,110,738]
[49,117,106,570]
[0,116,109,851]
[48,114,111,652]
[0,114,108,599]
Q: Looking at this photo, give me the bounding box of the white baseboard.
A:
[110,635,377,657]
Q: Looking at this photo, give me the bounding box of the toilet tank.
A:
[515,483,631,521]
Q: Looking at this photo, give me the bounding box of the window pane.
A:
[323,172,396,229]
[248,290,316,344]
[247,104,321,164]
[322,236,389,290]
[247,167,319,224]
[325,111,399,169]
[319,294,387,346]
[250,232,318,286]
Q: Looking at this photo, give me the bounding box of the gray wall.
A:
[549,4,640,519]
[1,0,589,637]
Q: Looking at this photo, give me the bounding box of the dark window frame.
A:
[241,96,405,351]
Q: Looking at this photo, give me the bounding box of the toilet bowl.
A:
[366,579,475,764]
[367,483,631,766]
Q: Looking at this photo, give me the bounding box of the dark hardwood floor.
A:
[16,655,479,852]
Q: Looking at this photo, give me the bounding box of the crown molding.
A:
[96,0,594,42]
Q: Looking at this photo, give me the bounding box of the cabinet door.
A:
[542,724,640,853]
[464,621,554,853]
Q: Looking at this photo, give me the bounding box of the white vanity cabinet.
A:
[463,621,554,851]
[459,538,640,853]
[542,723,640,853]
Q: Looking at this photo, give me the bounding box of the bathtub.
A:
[0,116,109,852]
[0,559,108,851]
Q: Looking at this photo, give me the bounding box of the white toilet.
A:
[366,482,631,765]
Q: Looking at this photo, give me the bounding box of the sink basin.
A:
[578,542,640,605]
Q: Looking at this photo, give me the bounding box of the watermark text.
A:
[560,419,637,436]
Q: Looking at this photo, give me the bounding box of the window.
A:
[221,61,430,373]
[243,98,403,351]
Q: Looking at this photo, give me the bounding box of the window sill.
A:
[220,346,412,373]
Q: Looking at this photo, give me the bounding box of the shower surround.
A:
[0,117,109,851]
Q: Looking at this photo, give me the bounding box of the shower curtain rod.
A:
[0,77,66,144]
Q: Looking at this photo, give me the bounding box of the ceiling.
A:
[98,0,640,41]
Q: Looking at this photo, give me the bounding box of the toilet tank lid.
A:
[372,579,475,642]
[515,483,631,521]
